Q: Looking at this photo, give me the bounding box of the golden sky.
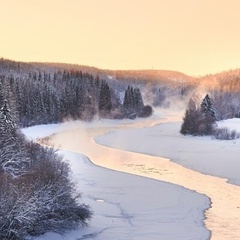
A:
[1,0,240,76]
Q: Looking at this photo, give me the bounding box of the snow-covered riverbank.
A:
[22,110,211,240]
[96,118,240,185]
[22,109,240,239]
[33,150,209,240]
[93,111,240,240]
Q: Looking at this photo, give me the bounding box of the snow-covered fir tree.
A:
[99,81,112,112]
[0,100,15,131]
[0,100,30,176]
[200,94,216,119]
[133,88,144,110]
[123,86,143,111]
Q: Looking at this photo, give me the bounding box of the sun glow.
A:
[1,0,240,76]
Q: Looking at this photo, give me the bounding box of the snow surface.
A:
[217,118,240,133]
[95,117,240,185]
[31,150,209,240]
[22,110,211,240]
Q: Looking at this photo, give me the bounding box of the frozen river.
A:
[24,109,240,239]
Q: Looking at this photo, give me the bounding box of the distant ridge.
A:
[107,69,195,83]
[1,57,240,88]
[0,58,195,84]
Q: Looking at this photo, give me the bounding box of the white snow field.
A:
[93,110,240,240]
[31,150,209,240]
[96,115,240,185]
[22,109,240,240]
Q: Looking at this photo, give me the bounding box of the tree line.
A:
[181,94,240,140]
[0,70,152,127]
[0,68,153,239]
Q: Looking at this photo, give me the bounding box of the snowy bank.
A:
[93,115,240,240]
[22,115,210,240]
[95,118,240,185]
[34,150,209,240]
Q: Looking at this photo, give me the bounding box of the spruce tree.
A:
[0,80,4,107]
[0,100,30,176]
[133,88,144,110]
[123,86,131,109]
[200,94,216,119]
[99,81,112,112]
[0,100,15,134]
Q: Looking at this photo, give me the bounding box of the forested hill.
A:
[1,58,240,125]
[0,58,156,127]
[107,69,195,85]
[0,60,94,239]
[2,57,240,88]
[0,58,194,84]
[198,68,240,91]
[0,58,103,76]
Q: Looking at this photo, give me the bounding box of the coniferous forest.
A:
[0,59,154,239]
[0,68,153,127]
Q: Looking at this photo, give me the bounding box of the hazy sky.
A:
[1,0,240,76]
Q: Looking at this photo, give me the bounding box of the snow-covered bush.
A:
[0,141,92,240]
[0,102,92,240]
[212,127,240,140]
[139,105,153,118]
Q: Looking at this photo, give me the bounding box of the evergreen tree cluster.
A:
[180,94,216,136]
[0,69,151,127]
[0,66,153,239]
[181,94,240,140]
[123,85,152,118]
[123,86,144,111]
[0,71,115,127]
